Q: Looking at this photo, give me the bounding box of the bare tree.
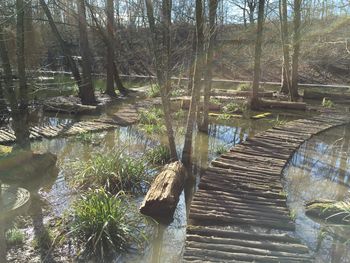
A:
[182,0,205,164]
[199,0,219,132]
[290,0,302,100]
[250,0,265,109]
[77,0,96,104]
[145,0,178,160]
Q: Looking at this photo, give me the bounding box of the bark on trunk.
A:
[77,0,96,105]
[145,0,178,160]
[187,30,197,93]
[15,0,31,150]
[250,0,265,110]
[39,0,88,100]
[105,0,117,97]
[182,0,205,165]
[290,0,302,101]
[279,0,291,95]
[199,0,218,132]
[139,161,186,224]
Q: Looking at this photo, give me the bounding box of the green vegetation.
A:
[237,83,252,91]
[74,132,98,144]
[139,107,166,135]
[5,227,25,246]
[210,98,221,105]
[223,102,240,113]
[174,109,186,119]
[217,113,233,120]
[147,84,161,98]
[145,145,171,165]
[322,97,334,108]
[214,144,228,155]
[269,117,287,126]
[70,188,145,260]
[70,149,149,195]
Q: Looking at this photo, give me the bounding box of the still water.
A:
[284,124,350,263]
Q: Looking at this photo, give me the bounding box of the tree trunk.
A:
[187,29,197,93]
[279,0,291,95]
[15,0,31,150]
[145,0,177,160]
[250,0,265,110]
[182,0,205,165]
[106,0,118,97]
[39,0,83,96]
[77,0,96,105]
[199,0,219,132]
[290,0,301,101]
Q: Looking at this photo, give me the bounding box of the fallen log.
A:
[259,99,306,110]
[139,161,186,224]
[304,90,350,100]
[211,89,274,98]
[305,200,350,224]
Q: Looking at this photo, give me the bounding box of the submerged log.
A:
[139,161,186,224]
[305,200,350,224]
[259,99,306,110]
[304,90,350,100]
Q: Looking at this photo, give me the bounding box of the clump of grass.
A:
[237,83,252,91]
[139,124,166,135]
[70,188,146,261]
[70,149,149,195]
[147,84,161,98]
[322,97,334,108]
[223,102,240,113]
[145,145,171,165]
[210,98,221,105]
[139,107,164,125]
[217,113,232,120]
[6,227,25,246]
[214,144,228,155]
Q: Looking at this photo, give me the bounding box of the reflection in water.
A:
[1,113,291,262]
[284,124,350,263]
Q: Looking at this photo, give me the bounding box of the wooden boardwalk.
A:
[0,98,161,145]
[183,113,350,262]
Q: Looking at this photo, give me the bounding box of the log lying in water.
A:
[211,89,274,98]
[139,161,186,224]
[304,90,350,100]
[259,99,307,110]
[305,200,350,224]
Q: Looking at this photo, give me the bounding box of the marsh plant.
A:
[214,144,229,155]
[74,132,97,144]
[147,84,161,98]
[322,97,334,108]
[70,189,146,261]
[145,145,171,165]
[139,107,166,135]
[70,149,150,195]
[5,227,25,246]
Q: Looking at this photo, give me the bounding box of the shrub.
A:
[6,227,25,246]
[139,107,164,125]
[214,144,228,155]
[322,97,334,108]
[70,189,146,261]
[145,145,171,165]
[147,84,161,98]
[70,149,149,195]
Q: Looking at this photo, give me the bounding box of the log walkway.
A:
[0,98,161,145]
[183,113,350,262]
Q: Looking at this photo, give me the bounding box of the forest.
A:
[0,0,350,262]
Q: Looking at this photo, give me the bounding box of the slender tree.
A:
[279,0,291,95]
[182,0,205,164]
[77,0,96,105]
[145,0,177,160]
[105,0,118,97]
[250,0,265,109]
[290,0,302,100]
[199,0,219,132]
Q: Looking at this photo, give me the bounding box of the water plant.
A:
[139,107,164,125]
[223,102,240,113]
[70,149,149,195]
[214,144,228,155]
[5,227,25,246]
[237,83,252,91]
[145,145,171,165]
[74,132,97,144]
[322,97,334,108]
[70,188,146,261]
[147,84,161,98]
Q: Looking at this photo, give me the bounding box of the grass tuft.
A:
[70,188,146,261]
[70,149,149,195]
[6,227,25,246]
[145,145,171,165]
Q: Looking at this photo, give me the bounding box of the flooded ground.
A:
[284,124,350,263]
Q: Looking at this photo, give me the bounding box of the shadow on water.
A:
[284,124,350,263]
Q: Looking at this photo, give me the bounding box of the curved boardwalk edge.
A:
[183,113,350,263]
